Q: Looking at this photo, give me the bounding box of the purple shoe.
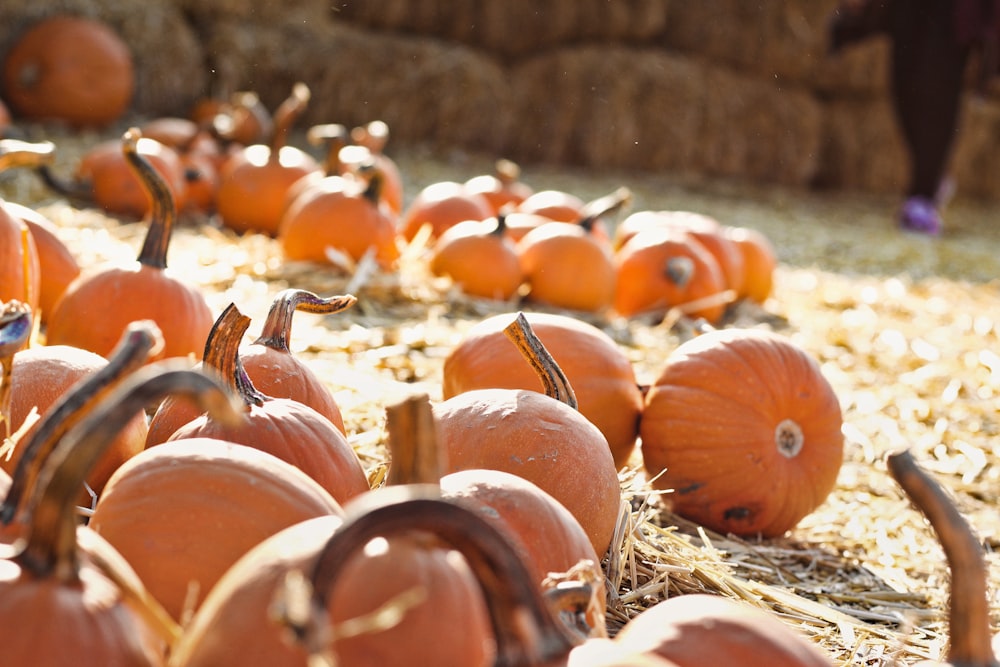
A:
[898,197,943,236]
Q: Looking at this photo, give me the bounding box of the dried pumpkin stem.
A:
[0,301,32,442]
[294,486,581,665]
[1,320,164,525]
[385,393,444,487]
[503,312,578,409]
[19,362,243,581]
[0,138,55,171]
[204,303,266,408]
[306,123,349,176]
[123,127,176,270]
[578,186,632,232]
[254,289,357,353]
[271,82,310,156]
[886,449,998,667]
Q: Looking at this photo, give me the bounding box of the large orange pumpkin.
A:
[1,15,134,128]
[639,327,844,537]
[443,311,643,469]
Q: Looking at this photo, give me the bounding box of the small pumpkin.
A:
[463,158,534,215]
[342,120,404,214]
[399,179,494,243]
[516,187,587,223]
[215,83,320,235]
[428,211,524,301]
[45,127,215,362]
[723,225,777,304]
[1,15,134,128]
[442,310,643,469]
[193,90,274,149]
[639,327,844,537]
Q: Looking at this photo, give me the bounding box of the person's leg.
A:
[888,0,972,232]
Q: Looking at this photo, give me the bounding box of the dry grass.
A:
[3,125,999,665]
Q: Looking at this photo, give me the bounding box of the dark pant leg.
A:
[888,0,972,199]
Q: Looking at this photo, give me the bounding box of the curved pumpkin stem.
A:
[253,289,357,354]
[0,300,32,442]
[578,186,632,233]
[384,393,444,487]
[0,320,164,525]
[270,82,310,158]
[0,138,55,171]
[887,449,999,667]
[278,486,582,665]
[123,127,176,270]
[307,123,349,176]
[503,311,578,409]
[205,303,267,409]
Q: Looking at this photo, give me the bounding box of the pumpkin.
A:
[215,83,320,235]
[0,98,10,133]
[0,201,39,315]
[238,288,353,434]
[342,120,404,214]
[0,356,242,666]
[46,128,214,362]
[434,312,622,557]
[428,212,524,301]
[159,303,369,505]
[278,162,400,270]
[4,202,80,323]
[442,310,643,469]
[613,225,729,324]
[193,90,274,150]
[887,449,999,667]
[516,188,587,223]
[399,179,494,243]
[283,122,349,206]
[639,327,844,537]
[0,300,32,445]
[723,225,777,304]
[1,15,134,128]
[3,322,158,514]
[464,158,534,215]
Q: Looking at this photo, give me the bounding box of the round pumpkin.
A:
[0,201,39,314]
[464,158,534,215]
[399,180,493,243]
[2,15,134,128]
[639,327,844,537]
[428,214,524,301]
[723,226,777,304]
[5,202,80,323]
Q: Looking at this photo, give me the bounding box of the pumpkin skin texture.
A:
[442,311,643,469]
[640,328,844,538]
[429,215,524,301]
[5,202,80,323]
[2,16,134,128]
[613,593,832,667]
[0,200,40,313]
[88,438,342,622]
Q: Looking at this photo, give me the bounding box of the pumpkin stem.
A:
[17,361,242,582]
[270,82,311,157]
[253,289,357,353]
[351,120,390,155]
[385,393,444,487]
[307,123,349,176]
[0,300,32,442]
[282,486,582,664]
[494,158,522,186]
[204,303,266,408]
[503,312,578,409]
[358,163,385,207]
[1,320,164,526]
[886,449,999,667]
[0,138,55,171]
[35,164,95,204]
[578,186,632,233]
[492,211,510,238]
[124,128,177,270]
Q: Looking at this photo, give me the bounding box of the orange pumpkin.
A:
[1,15,134,128]
[278,163,400,270]
[342,120,404,214]
[4,202,80,323]
[640,327,844,537]
[723,225,777,304]
[434,313,621,557]
[0,300,32,447]
[443,310,643,469]
[516,188,587,223]
[613,226,728,324]
[428,213,524,300]
[399,180,493,243]
[46,128,214,363]
[160,303,369,505]
[216,83,320,235]
[464,158,534,215]
[0,202,39,315]
[193,90,274,150]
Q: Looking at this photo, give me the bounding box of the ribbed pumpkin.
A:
[5,202,80,323]
[45,127,214,362]
[160,303,369,505]
[639,327,844,537]
[428,213,524,301]
[443,310,642,469]
[434,313,621,557]
[0,201,39,315]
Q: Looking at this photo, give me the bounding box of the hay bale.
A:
[0,0,208,118]
[203,18,512,153]
[813,36,891,98]
[952,95,1000,200]
[176,0,328,25]
[505,46,822,186]
[331,0,669,61]
[813,97,906,194]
